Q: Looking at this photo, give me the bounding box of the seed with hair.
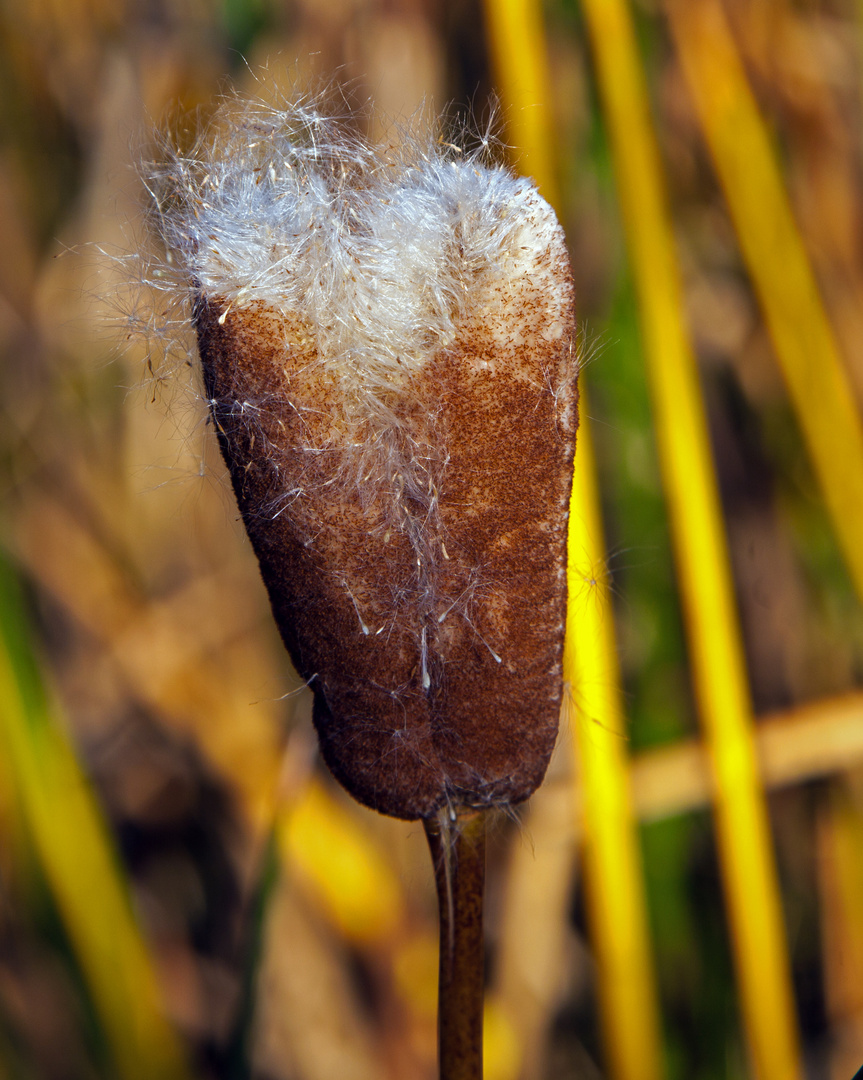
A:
[155,93,579,820]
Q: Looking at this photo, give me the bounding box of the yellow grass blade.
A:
[278,778,404,945]
[480,0,556,195]
[566,418,664,1080]
[578,1,803,1077]
[0,556,188,1080]
[481,3,664,1078]
[666,0,863,606]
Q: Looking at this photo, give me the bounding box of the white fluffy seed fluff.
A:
[154,96,570,437]
[149,93,576,586]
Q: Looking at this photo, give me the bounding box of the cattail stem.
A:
[424,809,487,1080]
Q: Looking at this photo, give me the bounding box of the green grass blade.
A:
[0,554,189,1080]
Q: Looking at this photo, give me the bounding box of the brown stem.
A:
[424,809,487,1080]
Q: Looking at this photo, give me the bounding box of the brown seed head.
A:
[159,97,578,819]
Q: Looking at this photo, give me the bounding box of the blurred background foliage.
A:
[1,0,863,1078]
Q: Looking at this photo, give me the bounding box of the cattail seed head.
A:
[153,92,578,820]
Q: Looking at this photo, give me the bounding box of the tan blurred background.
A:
[3,1,863,1078]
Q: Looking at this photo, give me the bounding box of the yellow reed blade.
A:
[666,0,863,606]
[480,0,556,196]
[481,3,664,1078]
[578,1,803,1077]
[566,416,665,1080]
[0,557,188,1080]
[278,777,404,945]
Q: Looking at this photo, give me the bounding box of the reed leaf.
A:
[278,778,404,945]
[0,554,188,1080]
[566,419,665,1080]
[577,0,803,1076]
[667,0,863,607]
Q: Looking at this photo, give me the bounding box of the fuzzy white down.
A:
[158,97,567,395]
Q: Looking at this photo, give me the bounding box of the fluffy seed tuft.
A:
[148,89,579,820]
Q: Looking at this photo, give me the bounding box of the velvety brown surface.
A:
[194,261,577,819]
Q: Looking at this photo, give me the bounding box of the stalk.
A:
[424,810,487,1080]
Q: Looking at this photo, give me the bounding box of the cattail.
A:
[153,92,578,822]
